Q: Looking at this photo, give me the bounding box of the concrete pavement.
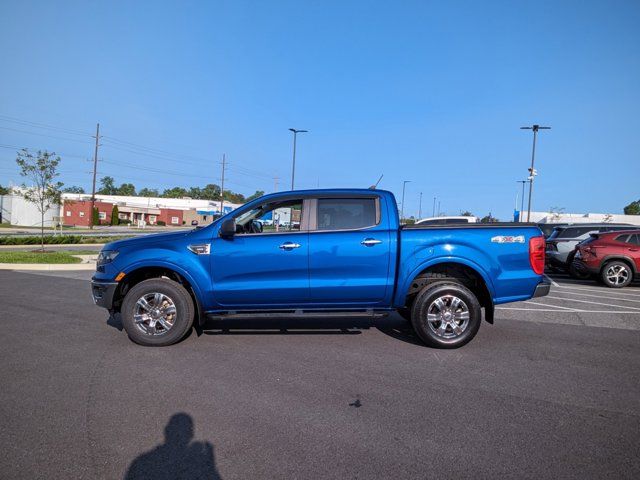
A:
[1,270,639,479]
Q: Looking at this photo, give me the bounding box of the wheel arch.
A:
[112,263,205,325]
[400,259,495,324]
[600,255,637,275]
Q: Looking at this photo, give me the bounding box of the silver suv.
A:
[545,224,632,270]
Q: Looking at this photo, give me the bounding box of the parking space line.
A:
[523,300,582,311]
[554,284,640,298]
[496,307,640,314]
[544,274,559,287]
[549,290,640,304]
[544,295,640,311]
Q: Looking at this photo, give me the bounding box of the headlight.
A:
[97,250,119,266]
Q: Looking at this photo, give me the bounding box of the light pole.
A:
[400,180,411,223]
[289,128,308,190]
[520,124,550,222]
[418,192,423,219]
[516,180,527,222]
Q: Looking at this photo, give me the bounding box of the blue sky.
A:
[0,0,638,219]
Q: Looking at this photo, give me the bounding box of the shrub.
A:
[156,220,166,226]
[111,205,119,226]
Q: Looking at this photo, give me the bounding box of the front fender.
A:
[121,257,209,308]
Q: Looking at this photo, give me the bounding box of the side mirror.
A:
[219,219,236,238]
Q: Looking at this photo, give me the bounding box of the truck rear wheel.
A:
[410,281,481,348]
[121,278,194,346]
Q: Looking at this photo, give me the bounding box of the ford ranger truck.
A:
[91,189,549,348]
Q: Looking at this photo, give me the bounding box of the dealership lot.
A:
[1,270,639,479]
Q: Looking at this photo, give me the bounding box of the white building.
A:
[530,211,640,226]
[0,193,61,227]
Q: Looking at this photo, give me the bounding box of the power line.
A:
[0,114,92,136]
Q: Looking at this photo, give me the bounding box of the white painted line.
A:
[554,284,640,298]
[544,274,559,287]
[496,307,640,314]
[523,300,582,311]
[550,290,640,304]
[544,295,640,311]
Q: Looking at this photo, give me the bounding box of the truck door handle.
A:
[279,242,301,250]
[361,238,382,246]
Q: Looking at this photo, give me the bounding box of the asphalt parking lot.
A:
[1,270,639,479]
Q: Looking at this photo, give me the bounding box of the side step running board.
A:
[206,309,390,320]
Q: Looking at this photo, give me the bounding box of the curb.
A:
[0,263,96,271]
[0,244,106,250]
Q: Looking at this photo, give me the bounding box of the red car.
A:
[572,230,640,288]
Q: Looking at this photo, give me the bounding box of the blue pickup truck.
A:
[92,189,549,348]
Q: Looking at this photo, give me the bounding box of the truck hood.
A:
[104,230,192,251]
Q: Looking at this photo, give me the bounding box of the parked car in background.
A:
[415,215,479,225]
[545,223,632,272]
[537,223,568,239]
[572,230,640,288]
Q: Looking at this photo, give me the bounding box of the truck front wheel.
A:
[121,278,195,346]
[410,282,481,348]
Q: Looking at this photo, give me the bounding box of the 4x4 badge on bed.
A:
[491,235,525,244]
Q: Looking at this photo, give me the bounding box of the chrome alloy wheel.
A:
[133,292,177,336]
[605,264,630,285]
[426,295,470,339]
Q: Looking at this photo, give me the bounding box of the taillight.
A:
[529,236,545,275]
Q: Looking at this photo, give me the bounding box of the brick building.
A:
[61,193,241,227]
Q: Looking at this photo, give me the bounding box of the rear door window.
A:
[317,198,377,231]
[628,234,640,245]
[615,234,630,243]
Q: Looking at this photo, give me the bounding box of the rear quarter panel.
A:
[395,226,543,306]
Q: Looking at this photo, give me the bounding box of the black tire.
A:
[600,261,633,289]
[121,278,195,346]
[410,281,481,349]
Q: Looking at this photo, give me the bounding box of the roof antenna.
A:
[369,174,383,190]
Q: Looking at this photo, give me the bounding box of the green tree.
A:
[63,185,85,194]
[138,188,159,197]
[460,211,474,216]
[162,187,189,198]
[92,207,100,226]
[15,149,64,250]
[110,204,119,225]
[623,199,640,215]
[246,190,265,202]
[97,176,117,195]
[201,184,221,200]
[117,183,136,196]
[480,213,499,223]
[188,187,203,199]
[0,184,11,195]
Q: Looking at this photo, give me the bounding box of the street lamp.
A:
[520,124,550,222]
[516,180,527,222]
[289,128,308,190]
[400,180,411,223]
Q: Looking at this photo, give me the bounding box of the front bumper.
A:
[533,279,551,298]
[91,279,119,310]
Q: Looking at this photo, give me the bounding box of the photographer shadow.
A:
[124,413,222,480]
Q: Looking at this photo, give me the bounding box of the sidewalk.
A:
[0,254,97,271]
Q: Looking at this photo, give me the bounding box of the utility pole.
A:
[520,124,550,222]
[432,196,436,217]
[437,201,441,216]
[89,123,101,229]
[400,180,411,224]
[289,128,308,190]
[219,154,226,215]
[418,192,423,219]
[273,176,279,192]
[516,180,527,222]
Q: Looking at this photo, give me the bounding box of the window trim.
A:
[232,198,310,237]
[309,196,381,233]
